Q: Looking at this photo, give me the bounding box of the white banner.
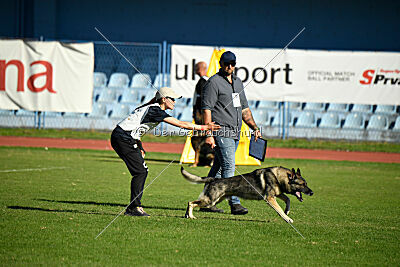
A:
[0,40,94,112]
[171,44,400,105]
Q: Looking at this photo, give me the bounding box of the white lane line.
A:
[0,167,68,173]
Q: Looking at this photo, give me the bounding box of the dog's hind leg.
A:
[267,196,293,223]
[185,200,202,219]
[277,194,291,215]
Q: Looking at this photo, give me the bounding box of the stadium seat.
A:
[351,104,373,113]
[318,113,340,128]
[108,73,130,88]
[109,103,130,119]
[119,89,139,104]
[252,109,269,125]
[44,111,62,117]
[141,90,157,104]
[257,100,279,110]
[342,113,365,130]
[270,111,292,127]
[303,102,325,111]
[270,111,282,127]
[183,98,193,107]
[0,110,15,116]
[136,89,148,103]
[327,103,348,112]
[366,115,389,130]
[374,104,397,115]
[186,98,193,107]
[130,73,152,88]
[63,112,84,118]
[295,112,317,128]
[247,100,257,109]
[392,116,400,132]
[97,89,117,103]
[93,87,103,102]
[15,109,36,116]
[288,102,302,110]
[175,97,189,107]
[93,72,107,88]
[153,73,170,88]
[86,103,108,118]
[179,107,193,122]
[173,106,185,120]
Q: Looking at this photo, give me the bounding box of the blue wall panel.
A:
[0,1,19,37]
[2,0,399,51]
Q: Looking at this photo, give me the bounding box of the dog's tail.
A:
[181,167,215,184]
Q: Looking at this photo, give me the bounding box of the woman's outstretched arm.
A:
[163,116,220,131]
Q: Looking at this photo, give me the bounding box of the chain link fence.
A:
[94,41,162,82]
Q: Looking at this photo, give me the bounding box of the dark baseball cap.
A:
[220,51,236,63]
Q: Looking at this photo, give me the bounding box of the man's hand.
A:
[205,136,216,148]
[206,122,221,131]
[253,128,262,141]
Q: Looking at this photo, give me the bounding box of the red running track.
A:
[0,136,399,164]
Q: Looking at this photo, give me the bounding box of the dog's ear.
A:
[297,168,301,176]
[291,168,296,176]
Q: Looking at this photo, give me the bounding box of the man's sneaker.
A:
[199,205,224,213]
[230,204,248,215]
[124,207,150,217]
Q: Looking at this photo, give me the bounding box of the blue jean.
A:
[208,136,240,205]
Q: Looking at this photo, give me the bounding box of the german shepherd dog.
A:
[181,166,313,223]
[190,110,214,167]
[190,136,215,167]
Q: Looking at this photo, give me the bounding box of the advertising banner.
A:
[171,44,400,105]
[0,40,94,112]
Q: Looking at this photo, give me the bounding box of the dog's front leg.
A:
[191,150,200,167]
[185,201,200,219]
[267,196,293,223]
[277,194,291,215]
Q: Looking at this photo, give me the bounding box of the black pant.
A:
[110,127,148,209]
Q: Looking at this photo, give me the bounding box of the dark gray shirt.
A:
[202,70,249,139]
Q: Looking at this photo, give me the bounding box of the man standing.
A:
[202,51,261,215]
[191,62,214,167]
[192,61,208,124]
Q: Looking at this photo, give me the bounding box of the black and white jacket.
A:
[118,103,171,140]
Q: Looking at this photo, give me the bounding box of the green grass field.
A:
[0,146,399,265]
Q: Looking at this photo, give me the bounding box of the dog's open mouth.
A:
[295,191,303,202]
